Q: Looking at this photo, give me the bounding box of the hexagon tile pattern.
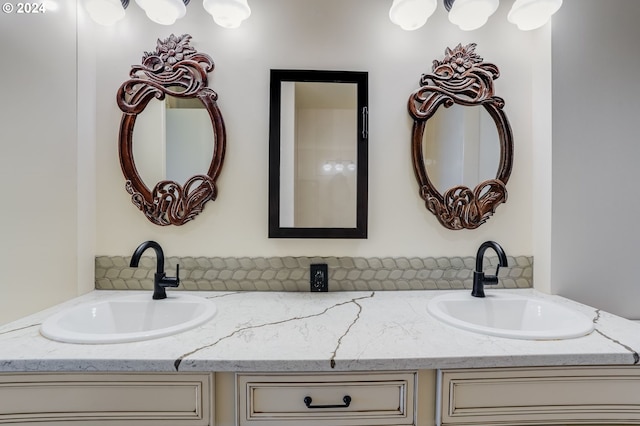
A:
[95,256,533,292]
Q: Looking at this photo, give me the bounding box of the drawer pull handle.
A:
[303,395,351,409]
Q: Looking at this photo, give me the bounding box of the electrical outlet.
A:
[310,263,328,292]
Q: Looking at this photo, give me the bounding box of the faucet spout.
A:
[130,241,180,300]
[131,241,164,275]
[472,241,508,298]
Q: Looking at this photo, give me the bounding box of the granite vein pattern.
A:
[1,289,639,373]
[95,255,533,292]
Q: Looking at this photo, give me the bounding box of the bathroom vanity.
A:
[1,289,639,425]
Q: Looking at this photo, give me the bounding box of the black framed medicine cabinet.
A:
[268,69,368,239]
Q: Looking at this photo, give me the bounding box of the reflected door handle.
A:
[362,106,368,139]
[304,395,351,409]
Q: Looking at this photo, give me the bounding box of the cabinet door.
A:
[238,372,416,426]
[440,366,640,425]
[0,373,212,425]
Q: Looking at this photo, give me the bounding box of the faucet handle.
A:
[158,264,180,288]
[484,274,499,285]
[485,263,503,284]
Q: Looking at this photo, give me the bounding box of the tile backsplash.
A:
[95,255,533,292]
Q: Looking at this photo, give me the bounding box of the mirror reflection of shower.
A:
[423,104,500,192]
[279,81,358,228]
[133,95,214,186]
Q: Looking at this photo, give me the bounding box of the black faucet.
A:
[130,241,180,300]
[472,241,508,298]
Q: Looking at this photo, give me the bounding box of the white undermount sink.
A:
[40,293,217,344]
[427,291,594,340]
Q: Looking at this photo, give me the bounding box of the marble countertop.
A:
[1,289,639,373]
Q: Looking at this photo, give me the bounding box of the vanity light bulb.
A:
[135,0,186,25]
[85,0,125,26]
[389,0,437,31]
[507,0,562,31]
[335,163,345,172]
[448,0,499,31]
[322,163,333,172]
[347,162,356,172]
[42,0,59,11]
[203,0,251,29]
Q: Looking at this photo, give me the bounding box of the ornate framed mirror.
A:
[408,43,513,230]
[268,69,368,238]
[117,34,226,226]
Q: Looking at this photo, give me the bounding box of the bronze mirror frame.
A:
[117,34,226,226]
[408,43,513,230]
[268,69,369,239]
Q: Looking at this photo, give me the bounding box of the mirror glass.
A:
[133,95,215,186]
[269,70,368,238]
[280,81,357,228]
[423,104,500,192]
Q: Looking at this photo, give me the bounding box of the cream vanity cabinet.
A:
[0,373,212,425]
[8,367,640,426]
[0,371,434,426]
[439,366,640,426]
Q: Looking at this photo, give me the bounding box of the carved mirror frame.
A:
[408,43,513,230]
[117,34,226,226]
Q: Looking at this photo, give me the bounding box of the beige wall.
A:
[92,0,537,259]
[551,0,640,319]
[0,0,81,324]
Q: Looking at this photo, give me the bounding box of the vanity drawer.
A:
[440,366,640,425]
[237,372,416,426]
[0,373,211,425]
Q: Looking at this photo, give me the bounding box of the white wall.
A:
[93,0,537,259]
[0,0,81,324]
[551,0,640,319]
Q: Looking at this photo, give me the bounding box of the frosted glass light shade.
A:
[203,0,251,29]
[508,0,562,30]
[42,0,59,11]
[389,0,437,31]
[86,0,125,26]
[448,0,499,31]
[135,0,186,25]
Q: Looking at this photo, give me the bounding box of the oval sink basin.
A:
[427,291,594,340]
[41,293,217,344]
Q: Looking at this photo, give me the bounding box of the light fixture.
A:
[507,0,562,30]
[203,0,251,29]
[134,0,188,25]
[389,0,437,31]
[444,0,499,31]
[389,0,562,31]
[85,0,127,26]
[42,0,59,11]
